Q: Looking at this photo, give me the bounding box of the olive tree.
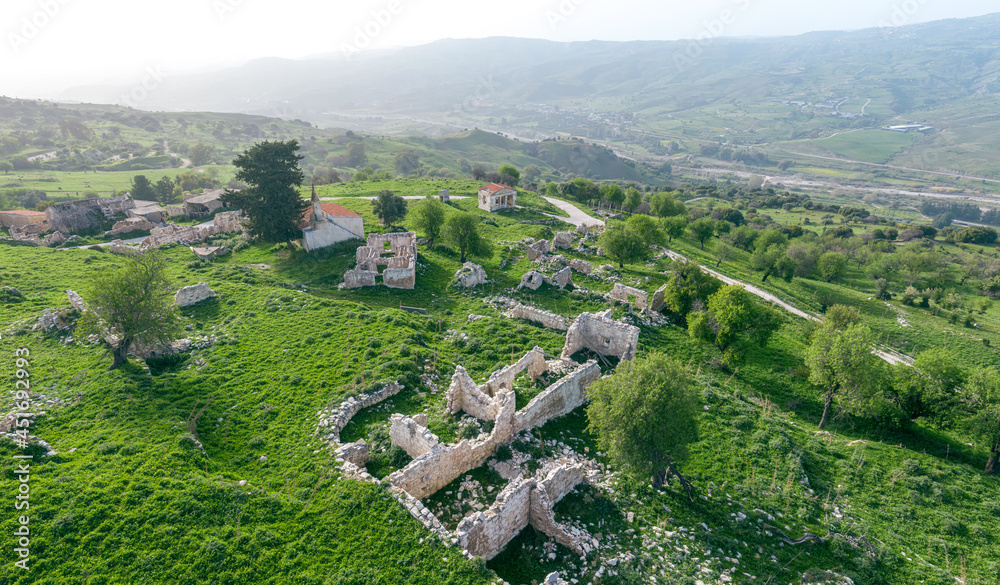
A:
[587,352,699,498]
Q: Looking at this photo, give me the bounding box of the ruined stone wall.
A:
[390,414,441,458]
[317,382,405,443]
[456,463,589,560]
[562,312,639,361]
[390,391,516,499]
[481,347,547,396]
[514,361,601,432]
[610,283,649,310]
[504,303,569,331]
[46,195,134,233]
[456,477,533,559]
[342,269,377,290]
[446,366,498,421]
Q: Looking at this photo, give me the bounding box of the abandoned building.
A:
[610,283,649,310]
[562,310,640,362]
[183,189,227,218]
[477,183,517,213]
[45,195,134,233]
[0,209,48,229]
[127,200,167,224]
[298,188,365,252]
[342,232,417,290]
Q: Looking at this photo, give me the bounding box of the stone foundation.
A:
[343,232,417,290]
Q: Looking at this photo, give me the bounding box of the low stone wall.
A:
[504,303,569,331]
[317,382,404,444]
[343,269,377,289]
[562,312,639,361]
[570,259,592,274]
[514,361,600,432]
[390,414,441,458]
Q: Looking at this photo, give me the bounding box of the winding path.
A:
[541,197,605,228]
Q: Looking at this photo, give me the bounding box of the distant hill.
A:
[59,14,1000,177]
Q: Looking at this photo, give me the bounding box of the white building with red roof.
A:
[477,182,517,213]
[299,188,365,252]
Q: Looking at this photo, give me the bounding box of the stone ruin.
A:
[610,283,649,311]
[650,284,668,312]
[45,194,134,234]
[108,211,245,255]
[570,259,592,275]
[7,223,65,247]
[343,232,417,290]
[457,460,597,559]
[107,217,156,237]
[526,239,551,261]
[562,310,640,362]
[518,267,572,291]
[552,231,574,250]
[190,246,229,262]
[316,341,611,561]
[454,262,488,288]
[501,302,569,331]
[174,283,216,307]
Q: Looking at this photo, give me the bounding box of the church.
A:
[299,187,365,252]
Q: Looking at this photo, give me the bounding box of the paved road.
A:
[661,250,915,366]
[542,197,605,228]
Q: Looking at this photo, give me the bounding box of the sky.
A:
[1,0,997,98]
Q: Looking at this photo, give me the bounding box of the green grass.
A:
[2,184,1000,584]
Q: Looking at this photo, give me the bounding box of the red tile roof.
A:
[318,202,361,218]
[479,183,512,195]
[300,202,362,228]
[0,210,46,217]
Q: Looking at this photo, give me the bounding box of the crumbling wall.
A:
[342,269,377,289]
[390,414,441,458]
[610,283,649,310]
[317,382,405,444]
[570,259,592,275]
[389,392,516,499]
[548,267,572,289]
[45,195,134,233]
[446,366,498,420]
[526,239,550,261]
[504,303,569,331]
[455,263,488,288]
[344,232,417,290]
[552,232,573,249]
[514,361,600,432]
[481,347,547,396]
[562,312,639,361]
[519,271,545,290]
[456,463,589,560]
[650,284,667,312]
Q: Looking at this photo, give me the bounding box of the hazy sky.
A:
[2,0,997,98]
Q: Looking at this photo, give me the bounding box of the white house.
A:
[477,183,517,213]
[299,188,365,252]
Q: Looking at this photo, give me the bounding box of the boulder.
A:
[174,282,216,307]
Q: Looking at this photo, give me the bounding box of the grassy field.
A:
[3,180,1000,584]
[785,130,917,164]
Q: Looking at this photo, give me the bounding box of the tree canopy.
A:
[412,196,446,246]
[221,140,308,244]
[371,190,409,227]
[445,212,492,263]
[587,352,699,497]
[77,252,179,370]
[689,285,783,364]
